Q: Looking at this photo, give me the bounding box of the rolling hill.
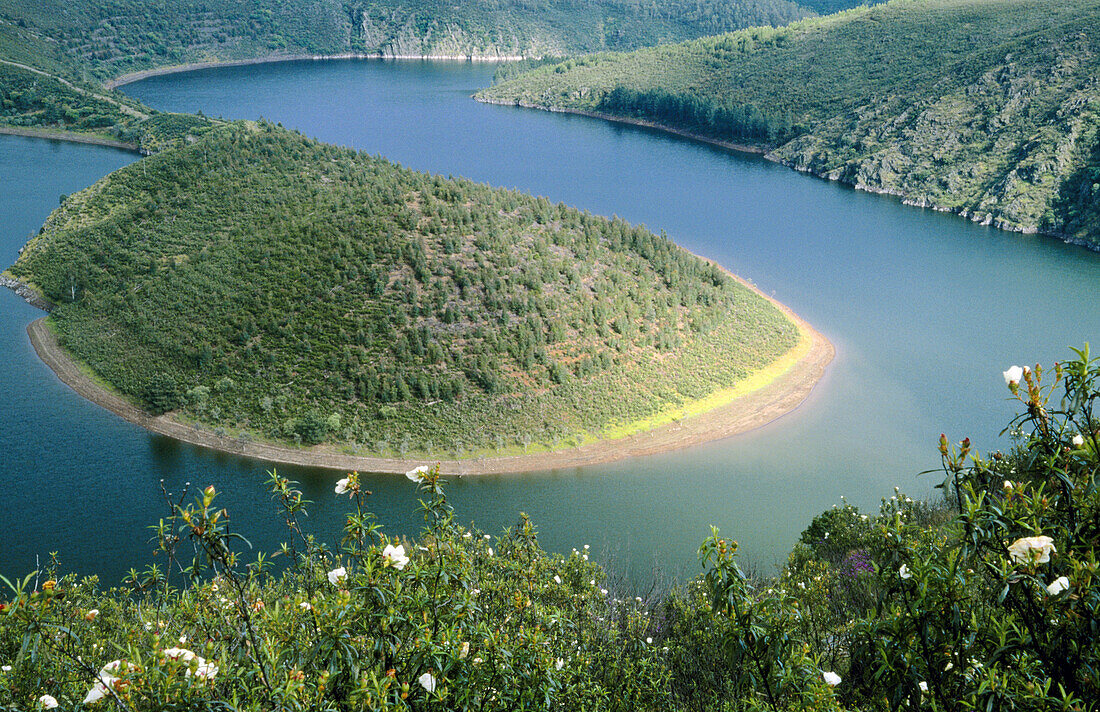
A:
[478,0,1100,247]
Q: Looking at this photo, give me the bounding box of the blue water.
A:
[2,59,1098,585]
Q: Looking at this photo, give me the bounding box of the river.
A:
[2,58,1098,585]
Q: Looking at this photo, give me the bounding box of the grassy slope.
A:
[479,0,1100,247]
[8,122,798,457]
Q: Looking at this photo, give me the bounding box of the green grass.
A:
[9,121,799,456]
[480,0,1100,246]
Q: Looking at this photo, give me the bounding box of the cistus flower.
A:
[382,544,409,570]
[38,695,58,709]
[327,566,347,585]
[899,564,912,579]
[555,658,565,670]
[1072,434,1085,447]
[83,660,123,705]
[1007,536,1056,564]
[822,671,841,686]
[418,672,437,693]
[406,465,431,483]
[1003,365,1024,386]
[334,476,351,495]
[85,608,99,621]
[1047,576,1070,595]
[163,648,218,680]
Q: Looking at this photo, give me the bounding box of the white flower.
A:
[553,575,561,584]
[406,465,430,483]
[645,637,653,644]
[459,641,470,659]
[487,547,493,556]
[334,477,351,494]
[899,564,912,579]
[555,658,564,670]
[193,660,218,680]
[163,647,196,662]
[0,665,10,672]
[299,601,312,611]
[1007,536,1056,564]
[163,648,216,679]
[1003,480,1014,491]
[1047,576,1070,595]
[83,661,122,705]
[1003,365,1024,386]
[418,672,437,693]
[600,588,608,595]
[178,635,187,644]
[919,681,928,692]
[484,534,491,540]
[822,671,841,686]
[1072,434,1085,447]
[327,566,347,585]
[85,608,99,621]
[38,695,59,709]
[383,544,410,570]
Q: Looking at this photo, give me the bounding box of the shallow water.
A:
[2,59,1098,585]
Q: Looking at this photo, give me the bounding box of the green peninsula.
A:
[7,122,808,460]
[478,0,1100,247]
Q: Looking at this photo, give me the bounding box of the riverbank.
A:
[475,97,766,155]
[23,285,832,475]
[0,126,141,154]
[476,98,1096,251]
[105,53,532,89]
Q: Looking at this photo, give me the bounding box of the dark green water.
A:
[3,59,1098,585]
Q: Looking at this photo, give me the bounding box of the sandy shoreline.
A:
[104,53,530,89]
[25,298,832,475]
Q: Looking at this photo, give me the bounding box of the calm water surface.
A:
[3,60,1098,584]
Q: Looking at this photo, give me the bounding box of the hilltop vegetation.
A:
[0,0,840,83]
[479,0,1100,247]
[0,60,216,151]
[7,122,799,457]
[1,352,1098,710]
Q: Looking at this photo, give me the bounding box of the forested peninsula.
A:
[478,0,1100,248]
[4,121,824,468]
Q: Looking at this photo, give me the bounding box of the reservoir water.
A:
[3,59,1098,585]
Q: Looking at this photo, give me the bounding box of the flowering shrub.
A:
[0,348,1097,710]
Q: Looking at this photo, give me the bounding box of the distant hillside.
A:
[7,122,799,457]
[479,0,1100,248]
[0,0,843,83]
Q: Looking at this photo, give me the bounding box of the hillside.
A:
[6,121,802,459]
[0,0,838,84]
[478,0,1100,248]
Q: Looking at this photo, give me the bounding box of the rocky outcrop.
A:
[1,274,50,311]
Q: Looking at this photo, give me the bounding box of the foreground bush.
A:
[1,348,1097,710]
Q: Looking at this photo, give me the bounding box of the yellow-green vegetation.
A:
[1,351,1098,710]
[8,121,799,456]
[479,0,1100,247]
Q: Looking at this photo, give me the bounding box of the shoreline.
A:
[477,98,1095,250]
[23,287,832,475]
[104,53,532,89]
[0,126,142,154]
[475,97,766,155]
